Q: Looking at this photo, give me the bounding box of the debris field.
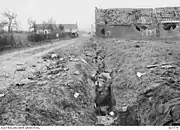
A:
[1,37,180,125]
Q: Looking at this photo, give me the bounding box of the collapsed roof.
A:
[155,7,180,22]
[95,7,180,25]
[95,7,154,25]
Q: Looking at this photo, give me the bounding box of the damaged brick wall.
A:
[155,7,180,38]
[95,7,180,38]
[95,7,154,25]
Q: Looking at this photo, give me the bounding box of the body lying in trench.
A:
[94,75,116,114]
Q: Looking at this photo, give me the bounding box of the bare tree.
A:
[48,18,54,24]
[47,18,56,31]
[1,10,18,33]
[42,21,48,31]
[28,18,37,32]
[48,24,54,31]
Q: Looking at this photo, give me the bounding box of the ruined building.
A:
[95,7,180,38]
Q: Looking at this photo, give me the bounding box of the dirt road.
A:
[0,38,80,90]
[0,36,98,126]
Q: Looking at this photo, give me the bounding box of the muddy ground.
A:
[0,36,180,125]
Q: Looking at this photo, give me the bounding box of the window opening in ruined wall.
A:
[100,28,111,36]
[163,23,177,31]
[101,28,106,35]
[135,25,141,31]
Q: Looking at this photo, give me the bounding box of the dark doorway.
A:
[163,23,177,31]
[101,28,106,35]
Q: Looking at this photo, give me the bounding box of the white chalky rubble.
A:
[161,65,174,69]
[69,58,73,61]
[63,68,69,71]
[73,58,79,62]
[0,93,5,98]
[74,93,80,98]
[80,58,88,64]
[59,58,64,61]
[71,55,76,58]
[74,71,80,75]
[122,106,128,112]
[16,67,26,72]
[51,54,57,58]
[136,72,146,78]
[109,111,115,116]
[100,72,111,79]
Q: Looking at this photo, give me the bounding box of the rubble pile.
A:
[95,7,154,25]
[95,7,180,25]
[0,43,97,125]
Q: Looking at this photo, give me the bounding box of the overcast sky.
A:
[0,0,180,31]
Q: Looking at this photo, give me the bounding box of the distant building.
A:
[32,24,59,34]
[30,23,79,38]
[61,23,79,37]
[62,23,78,33]
[95,7,154,38]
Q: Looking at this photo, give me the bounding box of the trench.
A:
[85,39,140,126]
[87,38,180,126]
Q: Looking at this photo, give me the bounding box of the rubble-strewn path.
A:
[0,38,79,90]
[0,37,99,125]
